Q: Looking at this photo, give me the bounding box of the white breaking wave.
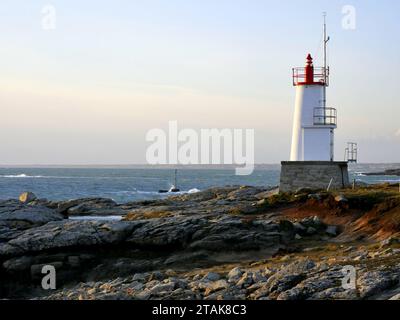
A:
[353,172,366,177]
[0,174,80,179]
[0,174,44,178]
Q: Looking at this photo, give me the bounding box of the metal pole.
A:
[323,12,333,161]
[327,178,334,191]
[323,12,327,109]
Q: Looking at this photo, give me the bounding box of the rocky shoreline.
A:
[1,185,400,300]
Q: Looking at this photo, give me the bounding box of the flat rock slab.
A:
[0,204,64,228]
[0,214,289,257]
[0,220,139,256]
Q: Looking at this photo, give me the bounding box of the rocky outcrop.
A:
[0,186,296,298]
[57,198,119,216]
[39,250,400,300]
[1,185,400,300]
[0,220,138,256]
[0,214,292,258]
[0,201,64,231]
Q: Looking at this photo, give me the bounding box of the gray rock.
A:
[145,279,161,289]
[263,259,316,297]
[202,272,220,282]
[265,274,305,297]
[149,271,164,281]
[126,214,284,253]
[134,290,151,300]
[310,287,358,300]
[57,199,83,214]
[204,280,229,295]
[0,205,64,229]
[0,220,137,256]
[150,282,176,294]
[57,198,117,216]
[252,271,267,283]
[227,267,243,283]
[227,187,266,201]
[3,256,33,271]
[236,272,254,288]
[358,270,399,299]
[326,226,338,236]
[277,267,344,300]
[132,273,149,282]
[130,282,145,291]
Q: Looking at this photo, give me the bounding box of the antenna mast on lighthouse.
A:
[323,12,330,109]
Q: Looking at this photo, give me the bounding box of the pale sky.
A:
[0,0,399,165]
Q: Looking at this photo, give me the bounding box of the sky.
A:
[0,0,399,165]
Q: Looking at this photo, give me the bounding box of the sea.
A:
[0,164,399,203]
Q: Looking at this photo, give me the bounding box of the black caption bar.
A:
[0,300,394,319]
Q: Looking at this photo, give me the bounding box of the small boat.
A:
[158,169,180,193]
[169,186,180,193]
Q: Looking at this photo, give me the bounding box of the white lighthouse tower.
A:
[290,16,336,161]
[280,15,350,192]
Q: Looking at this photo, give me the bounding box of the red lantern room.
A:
[292,54,329,86]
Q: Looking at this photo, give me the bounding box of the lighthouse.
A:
[290,53,336,161]
[279,15,350,192]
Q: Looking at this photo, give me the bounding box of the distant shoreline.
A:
[0,164,281,169]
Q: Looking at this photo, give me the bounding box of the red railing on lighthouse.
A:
[292,54,329,86]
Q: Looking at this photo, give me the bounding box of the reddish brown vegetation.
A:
[279,185,400,241]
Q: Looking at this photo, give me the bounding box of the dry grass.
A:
[124,210,175,220]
